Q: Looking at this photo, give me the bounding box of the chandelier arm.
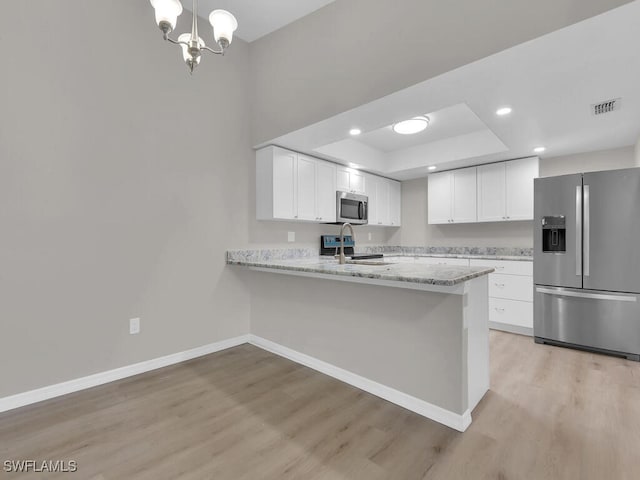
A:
[166,36,190,48]
[202,45,224,55]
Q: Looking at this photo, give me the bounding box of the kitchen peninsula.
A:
[228,249,495,432]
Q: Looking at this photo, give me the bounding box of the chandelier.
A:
[149,0,238,73]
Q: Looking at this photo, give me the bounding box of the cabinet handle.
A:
[294,215,298,219]
[494,307,505,313]
[494,283,505,288]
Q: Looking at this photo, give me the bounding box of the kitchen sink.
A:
[346,260,395,266]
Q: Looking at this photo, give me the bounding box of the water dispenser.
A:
[542,216,566,253]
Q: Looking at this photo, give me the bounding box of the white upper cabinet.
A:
[336,166,366,195]
[388,180,401,226]
[315,159,337,223]
[477,157,539,222]
[428,172,453,224]
[451,167,477,223]
[505,158,539,220]
[428,168,477,224]
[366,175,401,227]
[477,162,506,222]
[257,146,336,223]
[296,154,317,221]
[264,147,297,220]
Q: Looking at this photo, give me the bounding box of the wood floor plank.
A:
[1,332,640,479]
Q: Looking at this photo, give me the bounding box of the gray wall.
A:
[635,136,640,164]
[391,147,637,248]
[539,146,637,177]
[249,273,468,414]
[0,1,252,397]
[249,0,632,145]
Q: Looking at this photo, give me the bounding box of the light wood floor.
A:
[1,331,639,479]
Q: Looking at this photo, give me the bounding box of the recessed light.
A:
[349,128,362,136]
[428,166,437,171]
[533,146,546,153]
[392,116,429,135]
[496,107,512,116]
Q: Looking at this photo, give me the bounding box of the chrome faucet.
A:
[338,223,355,264]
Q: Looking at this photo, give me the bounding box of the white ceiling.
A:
[266,1,640,180]
[185,0,337,42]
[354,104,490,152]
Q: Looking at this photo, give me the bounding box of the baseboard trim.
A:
[249,335,472,432]
[489,322,533,337]
[0,334,250,414]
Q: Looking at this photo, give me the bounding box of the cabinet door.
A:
[364,174,378,225]
[350,171,365,194]
[376,178,390,226]
[316,160,336,222]
[477,163,506,222]
[388,180,401,226]
[336,167,350,192]
[452,167,477,223]
[417,257,470,266]
[296,155,317,221]
[272,149,297,220]
[505,157,538,221]
[428,172,452,224]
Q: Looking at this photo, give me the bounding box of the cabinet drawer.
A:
[489,273,533,301]
[416,257,470,267]
[469,259,532,276]
[489,298,533,329]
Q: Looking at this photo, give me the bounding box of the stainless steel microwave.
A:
[336,191,368,225]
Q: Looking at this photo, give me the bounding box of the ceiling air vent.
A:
[592,98,621,116]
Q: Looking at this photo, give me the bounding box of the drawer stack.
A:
[469,259,533,336]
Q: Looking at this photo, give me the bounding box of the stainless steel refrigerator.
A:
[533,168,640,361]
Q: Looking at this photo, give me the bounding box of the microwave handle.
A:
[358,202,364,220]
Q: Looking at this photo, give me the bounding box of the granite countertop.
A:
[227,255,495,287]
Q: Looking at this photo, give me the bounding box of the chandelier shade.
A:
[150,0,183,30]
[209,9,238,47]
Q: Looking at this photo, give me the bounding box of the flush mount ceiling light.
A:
[349,128,362,136]
[149,0,238,74]
[392,116,430,135]
[533,146,546,153]
[496,106,512,116]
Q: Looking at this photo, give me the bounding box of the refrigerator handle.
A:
[584,185,590,277]
[575,185,582,276]
[536,287,637,302]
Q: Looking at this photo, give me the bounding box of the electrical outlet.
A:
[129,317,140,335]
[368,232,372,241]
[288,231,295,242]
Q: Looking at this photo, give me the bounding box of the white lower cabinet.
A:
[470,259,534,335]
[489,298,534,330]
[417,257,470,266]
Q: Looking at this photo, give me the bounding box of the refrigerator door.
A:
[583,168,640,294]
[533,174,583,289]
[534,286,640,360]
